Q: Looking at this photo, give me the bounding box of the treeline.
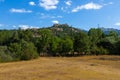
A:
[0,24,120,62]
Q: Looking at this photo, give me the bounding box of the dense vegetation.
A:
[0,24,120,62]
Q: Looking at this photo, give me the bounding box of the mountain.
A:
[46,24,82,37]
[23,24,120,37]
[100,27,120,35]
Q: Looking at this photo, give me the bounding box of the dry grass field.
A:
[0,55,120,80]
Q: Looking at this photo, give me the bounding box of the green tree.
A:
[74,31,90,54]
[49,36,60,56]
[8,43,22,60]
[98,31,119,54]
[37,29,53,54]
[61,37,73,56]
[20,40,38,60]
[88,28,106,54]
[0,30,13,45]
[11,31,19,43]
[115,39,120,55]
[0,46,13,62]
[9,40,38,60]
[18,29,33,41]
[88,28,103,46]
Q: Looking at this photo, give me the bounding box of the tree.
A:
[48,36,60,56]
[18,29,33,41]
[10,31,19,43]
[8,42,22,60]
[74,31,90,54]
[20,40,38,60]
[61,37,73,56]
[37,29,53,55]
[0,46,13,62]
[0,30,13,45]
[98,31,119,54]
[9,40,38,60]
[109,31,118,38]
[90,46,108,55]
[88,28,106,54]
[88,28,103,46]
[115,39,120,55]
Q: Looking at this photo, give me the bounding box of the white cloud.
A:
[10,8,32,13]
[115,22,120,26]
[65,0,72,6]
[18,25,39,30]
[0,24,4,27]
[72,2,103,12]
[19,25,29,30]
[39,0,59,10]
[13,25,17,28]
[29,1,36,6]
[52,20,59,24]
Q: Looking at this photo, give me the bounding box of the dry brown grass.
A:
[0,55,120,80]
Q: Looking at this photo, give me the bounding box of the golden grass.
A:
[0,55,120,80]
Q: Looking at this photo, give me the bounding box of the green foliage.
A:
[0,24,120,63]
[109,31,118,37]
[60,37,73,56]
[8,43,22,60]
[20,40,38,60]
[90,46,108,55]
[88,28,103,46]
[18,29,33,41]
[8,40,38,60]
[0,46,13,62]
[97,31,119,54]
[37,29,53,53]
[49,37,60,56]
[114,40,120,55]
[11,31,19,43]
[74,31,90,53]
[0,30,14,45]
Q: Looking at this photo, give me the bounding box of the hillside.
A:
[47,24,82,37]
[45,24,120,36]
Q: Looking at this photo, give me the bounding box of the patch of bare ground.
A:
[0,55,120,80]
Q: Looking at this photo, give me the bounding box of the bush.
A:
[0,46,13,62]
[8,40,39,60]
[90,46,108,55]
[8,43,22,60]
[19,40,39,60]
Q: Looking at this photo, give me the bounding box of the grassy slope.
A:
[0,55,120,80]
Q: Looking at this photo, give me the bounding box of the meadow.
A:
[0,55,120,80]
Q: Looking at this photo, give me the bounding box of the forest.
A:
[0,24,120,62]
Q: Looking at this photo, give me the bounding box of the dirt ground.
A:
[0,55,120,80]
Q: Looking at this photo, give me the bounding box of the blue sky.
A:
[0,0,120,30]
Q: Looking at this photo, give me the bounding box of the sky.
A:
[0,0,120,30]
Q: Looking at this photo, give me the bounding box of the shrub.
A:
[0,46,13,62]
[19,40,39,60]
[90,46,108,55]
[8,40,39,60]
